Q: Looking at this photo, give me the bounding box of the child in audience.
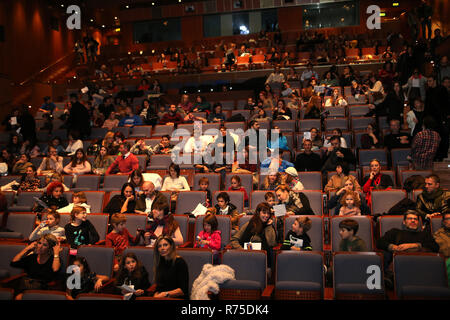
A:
[228,175,249,207]
[338,219,367,252]
[67,256,109,299]
[281,216,313,251]
[198,177,212,207]
[214,192,242,231]
[57,191,91,213]
[29,211,66,242]
[106,213,141,271]
[194,214,221,263]
[115,252,150,300]
[264,192,276,208]
[339,190,362,216]
[64,206,100,250]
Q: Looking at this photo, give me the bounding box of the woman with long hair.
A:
[103,182,137,216]
[362,159,394,207]
[144,201,183,246]
[92,146,114,175]
[152,235,189,299]
[63,148,91,175]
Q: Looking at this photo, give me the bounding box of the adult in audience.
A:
[92,146,114,175]
[192,95,211,112]
[34,181,69,215]
[324,162,361,193]
[241,120,267,153]
[295,139,321,172]
[37,146,63,175]
[98,96,115,120]
[321,136,355,174]
[230,202,277,269]
[207,103,227,123]
[161,163,190,192]
[411,116,441,170]
[63,148,92,175]
[231,147,257,174]
[12,153,32,175]
[43,137,65,157]
[129,169,145,194]
[303,95,322,119]
[106,142,139,175]
[323,128,347,149]
[265,65,285,92]
[267,126,288,151]
[151,135,174,155]
[403,68,427,102]
[306,127,323,151]
[272,100,292,120]
[377,210,439,274]
[159,104,184,126]
[152,235,189,299]
[17,165,42,192]
[67,93,91,140]
[65,131,83,157]
[328,178,370,216]
[362,159,394,207]
[135,181,168,215]
[211,126,240,154]
[416,174,450,220]
[275,184,314,215]
[368,81,405,120]
[130,138,153,165]
[39,173,70,193]
[434,212,450,259]
[260,148,294,173]
[384,119,411,150]
[261,171,281,191]
[183,111,207,124]
[280,167,304,191]
[177,94,194,115]
[118,106,143,127]
[103,182,137,216]
[10,234,61,299]
[7,133,22,158]
[140,99,159,126]
[300,62,319,86]
[360,122,381,149]
[144,202,183,246]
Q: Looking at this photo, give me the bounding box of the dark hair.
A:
[339,219,359,234]
[152,201,169,216]
[216,192,230,203]
[423,116,437,130]
[129,169,144,188]
[114,131,125,141]
[169,163,180,177]
[116,252,145,286]
[120,182,136,198]
[70,148,87,167]
[69,93,78,99]
[120,142,131,151]
[335,161,350,176]
[264,192,275,200]
[403,210,419,221]
[249,202,273,234]
[162,134,170,140]
[425,174,440,184]
[330,135,341,143]
[203,214,218,232]
[73,256,91,276]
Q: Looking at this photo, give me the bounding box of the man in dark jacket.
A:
[295,139,322,172]
[321,136,356,173]
[135,181,168,216]
[416,174,450,220]
[68,93,91,140]
[377,210,439,275]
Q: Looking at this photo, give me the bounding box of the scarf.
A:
[147,215,170,239]
[422,188,444,201]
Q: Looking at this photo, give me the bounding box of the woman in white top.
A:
[161,164,190,192]
[65,132,84,156]
[63,148,92,175]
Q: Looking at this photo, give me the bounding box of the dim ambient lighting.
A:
[28,105,32,109]
[152,2,155,5]
[393,2,399,6]
[139,50,143,55]
[90,19,94,22]
[210,88,213,92]
[125,5,129,9]
[102,25,106,28]
[128,51,131,55]
[114,16,118,20]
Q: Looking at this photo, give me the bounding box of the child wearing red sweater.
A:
[228,175,249,207]
[106,213,141,271]
[194,214,222,264]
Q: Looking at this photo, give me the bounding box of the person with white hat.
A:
[281,167,305,191]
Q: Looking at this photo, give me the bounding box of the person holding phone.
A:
[10,234,62,299]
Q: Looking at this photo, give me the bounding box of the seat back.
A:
[331,216,374,251]
[77,245,114,277]
[222,250,266,288]
[74,175,100,191]
[283,215,323,251]
[371,190,406,215]
[87,214,109,241]
[178,248,213,296]
[325,118,348,131]
[298,171,322,190]
[351,117,373,130]
[21,290,68,300]
[359,149,388,167]
[175,191,206,215]
[130,126,152,138]
[276,251,324,297]
[298,119,320,132]
[379,215,423,238]
[102,175,129,191]
[349,105,370,117]
[5,213,36,240]
[394,254,450,299]
[14,191,43,210]
[250,191,274,211]
[152,125,174,137]
[173,214,189,244]
[333,252,384,299]
[0,288,14,300]
[297,190,323,215]
[123,214,147,245]
[391,148,412,167]
[213,191,244,213]
[84,191,105,213]
[0,243,27,278]
[194,215,232,250]
[148,154,173,170]
[400,170,432,188]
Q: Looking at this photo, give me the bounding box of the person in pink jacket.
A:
[194,214,222,264]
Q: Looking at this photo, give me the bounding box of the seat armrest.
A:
[0,272,27,286]
[146,284,157,295]
[179,241,192,248]
[95,240,106,245]
[261,285,275,299]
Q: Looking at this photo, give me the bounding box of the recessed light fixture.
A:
[125,5,129,9]
[102,25,105,28]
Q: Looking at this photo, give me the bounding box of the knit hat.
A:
[285,167,298,177]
